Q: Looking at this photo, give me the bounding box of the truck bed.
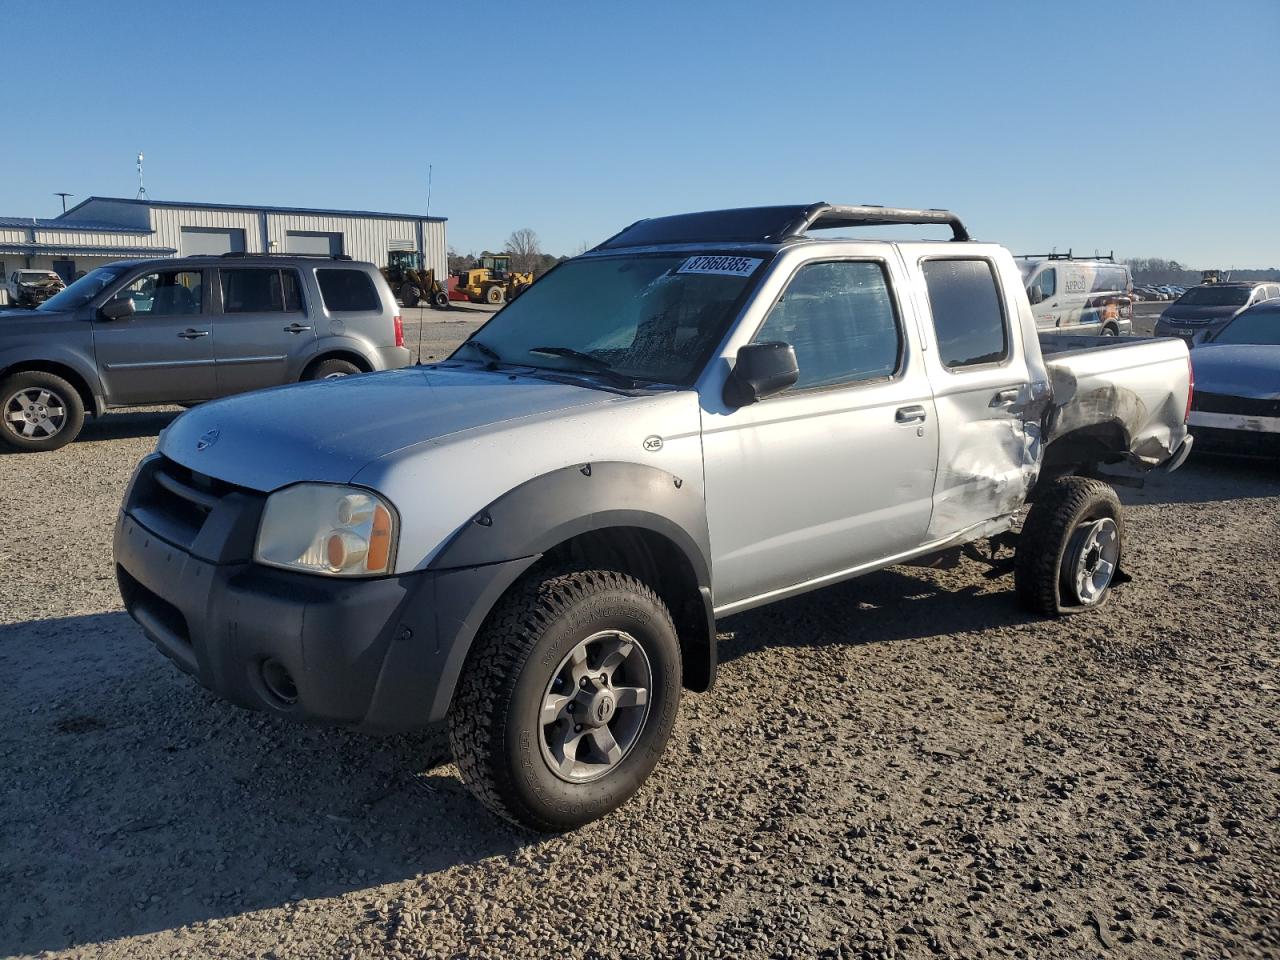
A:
[1038,333,1192,468]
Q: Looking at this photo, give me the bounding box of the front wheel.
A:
[399,283,421,307]
[0,370,85,452]
[1015,477,1124,616]
[485,285,505,305]
[448,567,681,832]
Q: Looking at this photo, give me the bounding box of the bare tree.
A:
[505,228,542,274]
[447,248,476,274]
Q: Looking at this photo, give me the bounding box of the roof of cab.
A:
[595,203,970,250]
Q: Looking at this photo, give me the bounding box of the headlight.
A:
[255,484,398,576]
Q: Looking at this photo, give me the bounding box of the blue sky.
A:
[2,0,1276,266]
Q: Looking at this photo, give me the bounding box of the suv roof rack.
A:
[596,202,970,249]
[205,251,354,260]
[1016,250,1115,262]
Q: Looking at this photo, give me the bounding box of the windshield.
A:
[19,272,59,283]
[37,264,131,311]
[456,253,768,386]
[1176,286,1251,306]
[1211,308,1280,346]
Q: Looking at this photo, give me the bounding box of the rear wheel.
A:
[0,370,85,452]
[1015,477,1124,616]
[485,285,505,305]
[448,567,681,832]
[304,358,361,381]
[431,290,450,309]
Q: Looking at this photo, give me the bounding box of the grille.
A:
[128,456,248,552]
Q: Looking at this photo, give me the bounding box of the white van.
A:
[1017,254,1133,336]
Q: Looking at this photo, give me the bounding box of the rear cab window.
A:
[317,269,380,312]
[921,259,1009,369]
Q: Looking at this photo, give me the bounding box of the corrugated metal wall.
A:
[0,202,448,304]
[152,208,263,254]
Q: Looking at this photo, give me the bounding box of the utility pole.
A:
[54,192,73,214]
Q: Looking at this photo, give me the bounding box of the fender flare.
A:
[425,461,718,708]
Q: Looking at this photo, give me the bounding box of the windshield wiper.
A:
[527,346,637,388]
[457,339,503,367]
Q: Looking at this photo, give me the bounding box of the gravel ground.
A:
[1,313,1277,959]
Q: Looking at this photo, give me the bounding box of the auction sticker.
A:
[677,255,762,277]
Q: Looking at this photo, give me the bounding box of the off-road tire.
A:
[431,290,450,309]
[0,369,86,452]
[1015,477,1124,616]
[448,566,682,832]
[399,282,421,307]
[304,358,361,381]
[485,285,505,305]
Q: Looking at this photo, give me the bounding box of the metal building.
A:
[0,196,446,304]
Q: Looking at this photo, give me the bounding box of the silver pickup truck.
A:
[113,203,1193,831]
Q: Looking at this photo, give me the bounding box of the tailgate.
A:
[1040,334,1192,467]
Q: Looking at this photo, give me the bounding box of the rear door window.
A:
[220,268,302,313]
[921,259,1009,369]
[317,269,380,312]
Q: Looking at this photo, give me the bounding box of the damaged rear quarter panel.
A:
[1041,335,1192,467]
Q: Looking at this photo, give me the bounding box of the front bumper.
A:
[113,455,532,731]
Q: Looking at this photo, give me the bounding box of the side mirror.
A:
[100,297,135,321]
[1028,287,1044,305]
[724,341,799,407]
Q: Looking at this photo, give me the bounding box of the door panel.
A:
[92,269,215,405]
[214,267,310,395]
[703,382,938,606]
[913,255,1034,541]
[701,256,938,609]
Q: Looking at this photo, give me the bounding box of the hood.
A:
[1161,304,1244,323]
[160,365,623,491]
[0,308,45,320]
[1191,344,1280,399]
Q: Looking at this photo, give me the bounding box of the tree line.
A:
[449,228,588,278]
[1124,257,1280,285]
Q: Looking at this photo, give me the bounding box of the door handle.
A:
[284,323,313,333]
[895,405,927,424]
[990,388,1020,406]
[178,329,209,339]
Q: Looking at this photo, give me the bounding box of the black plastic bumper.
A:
[114,506,534,732]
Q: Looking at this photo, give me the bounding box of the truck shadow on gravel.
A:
[718,564,1029,666]
[0,612,526,956]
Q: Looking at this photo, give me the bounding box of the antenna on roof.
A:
[136,151,149,201]
[54,192,73,214]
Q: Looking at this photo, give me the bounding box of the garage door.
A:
[285,231,343,256]
[180,227,246,256]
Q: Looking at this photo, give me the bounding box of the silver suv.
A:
[0,253,409,452]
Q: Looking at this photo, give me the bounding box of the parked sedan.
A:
[1187,302,1280,458]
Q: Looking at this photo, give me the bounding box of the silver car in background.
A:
[0,253,409,452]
